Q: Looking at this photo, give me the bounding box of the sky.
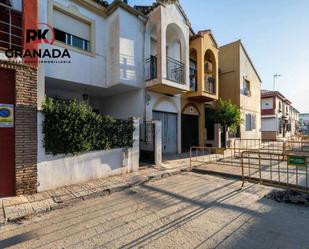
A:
[110,0,309,112]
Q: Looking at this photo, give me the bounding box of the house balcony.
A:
[0,3,23,51]
[186,76,218,102]
[145,56,189,95]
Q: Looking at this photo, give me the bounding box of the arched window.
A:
[189,49,198,91]
[204,50,216,94]
[166,23,186,84]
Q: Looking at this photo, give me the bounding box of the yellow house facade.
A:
[219,40,262,141]
[181,30,219,152]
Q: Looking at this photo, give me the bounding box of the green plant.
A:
[42,97,134,156]
[214,98,242,137]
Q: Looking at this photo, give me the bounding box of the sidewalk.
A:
[0,165,189,225]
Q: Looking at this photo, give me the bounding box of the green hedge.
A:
[42,97,134,155]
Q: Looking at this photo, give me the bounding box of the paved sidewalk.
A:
[0,166,189,225]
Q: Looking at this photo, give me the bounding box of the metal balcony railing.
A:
[167,56,185,84]
[145,55,157,81]
[0,3,23,50]
[204,76,216,94]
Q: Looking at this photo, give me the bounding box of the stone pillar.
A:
[215,123,221,148]
[129,118,140,172]
[153,120,162,166]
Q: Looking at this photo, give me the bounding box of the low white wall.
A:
[37,115,140,192]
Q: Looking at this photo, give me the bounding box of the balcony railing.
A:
[204,76,216,94]
[145,55,157,81]
[190,67,197,91]
[167,56,185,84]
[0,3,23,50]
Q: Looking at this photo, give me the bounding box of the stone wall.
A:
[0,61,38,195]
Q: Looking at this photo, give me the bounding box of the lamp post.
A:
[273,74,282,91]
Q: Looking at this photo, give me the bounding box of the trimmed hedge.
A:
[42,97,134,155]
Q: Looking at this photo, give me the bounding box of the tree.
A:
[214,99,242,145]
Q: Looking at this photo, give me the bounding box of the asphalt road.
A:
[1,172,309,249]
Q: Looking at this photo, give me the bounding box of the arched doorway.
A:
[181,104,199,152]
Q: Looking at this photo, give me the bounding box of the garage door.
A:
[153,111,177,155]
[181,114,199,152]
[0,69,15,197]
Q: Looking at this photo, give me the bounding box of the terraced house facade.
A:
[0,0,263,197]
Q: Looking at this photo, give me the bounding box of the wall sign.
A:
[288,155,307,167]
[0,104,14,128]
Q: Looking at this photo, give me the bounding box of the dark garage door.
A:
[181,114,199,152]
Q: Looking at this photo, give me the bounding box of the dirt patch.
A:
[265,190,309,206]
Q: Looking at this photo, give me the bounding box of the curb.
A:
[192,168,242,180]
[0,167,188,226]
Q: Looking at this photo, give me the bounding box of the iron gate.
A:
[140,122,155,164]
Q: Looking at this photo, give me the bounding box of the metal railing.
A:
[145,56,157,81]
[241,151,309,193]
[166,56,185,84]
[231,139,286,156]
[189,146,235,171]
[284,141,309,154]
[204,76,216,94]
[0,3,23,50]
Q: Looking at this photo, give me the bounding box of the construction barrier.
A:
[241,151,309,193]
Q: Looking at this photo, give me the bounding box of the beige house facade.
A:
[219,40,262,140]
[181,30,219,151]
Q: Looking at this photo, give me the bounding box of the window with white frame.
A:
[243,78,251,96]
[53,9,91,52]
[245,113,256,131]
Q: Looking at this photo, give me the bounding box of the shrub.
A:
[42,97,134,155]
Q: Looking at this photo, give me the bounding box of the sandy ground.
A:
[0,172,309,249]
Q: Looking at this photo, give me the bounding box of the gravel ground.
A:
[1,172,309,249]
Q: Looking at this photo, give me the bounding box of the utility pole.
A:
[273,74,282,91]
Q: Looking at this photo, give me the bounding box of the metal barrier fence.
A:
[241,151,309,193]
[231,139,285,156]
[190,139,309,193]
[285,141,309,154]
[189,146,239,171]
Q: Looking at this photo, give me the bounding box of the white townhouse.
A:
[38,0,191,158]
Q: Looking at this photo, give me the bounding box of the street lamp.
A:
[273,74,282,91]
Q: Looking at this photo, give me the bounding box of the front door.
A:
[153,111,177,155]
[0,69,15,197]
[181,114,199,152]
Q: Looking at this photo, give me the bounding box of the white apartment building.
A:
[261,90,299,140]
[37,0,191,159]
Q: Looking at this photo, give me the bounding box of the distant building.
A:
[300,114,309,134]
[219,40,262,142]
[261,90,299,140]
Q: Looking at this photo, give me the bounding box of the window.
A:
[245,113,256,131]
[53,9,91,52]
[190,59,197,91]
[245,114,251,131]
[243,79,251,96]
[54,28,90,51]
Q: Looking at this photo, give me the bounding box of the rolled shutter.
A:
[53,9,90,41]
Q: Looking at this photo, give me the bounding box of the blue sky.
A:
[115,0,309,112]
